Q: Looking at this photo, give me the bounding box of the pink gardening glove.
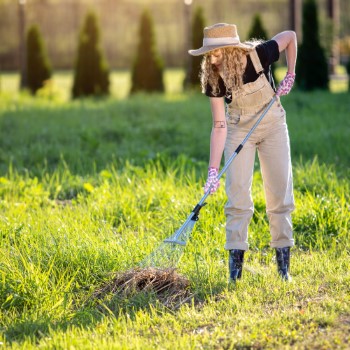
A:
[204,167,220,194]
[276,72,296,96]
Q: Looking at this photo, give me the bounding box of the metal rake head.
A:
[140,219,197,268]
[163,218,197,246]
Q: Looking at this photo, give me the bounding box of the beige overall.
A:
[224,49,295,251]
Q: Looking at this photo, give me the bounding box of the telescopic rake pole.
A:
[164,95,277,246]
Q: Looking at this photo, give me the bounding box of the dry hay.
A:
[94,267,194,309]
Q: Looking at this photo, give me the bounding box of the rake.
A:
[140,96,277,268]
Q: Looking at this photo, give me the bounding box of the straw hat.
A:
[188,23,253,56]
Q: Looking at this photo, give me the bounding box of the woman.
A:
[189,23,297,282]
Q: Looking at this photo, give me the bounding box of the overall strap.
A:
[249,49,264,75]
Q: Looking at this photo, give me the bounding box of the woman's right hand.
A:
[204,167,220,194]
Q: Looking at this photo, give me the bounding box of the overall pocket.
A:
[226,112,240,125]
[226,103,240,125]
[273,102,286,118]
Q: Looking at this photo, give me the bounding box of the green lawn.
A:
[0,70,349,349]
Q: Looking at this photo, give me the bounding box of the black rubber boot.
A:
[229,249,245,282]
[275,247,291,281]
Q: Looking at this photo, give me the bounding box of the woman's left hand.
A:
[276,72,296,96]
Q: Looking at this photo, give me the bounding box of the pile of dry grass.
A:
[94,267,194,309]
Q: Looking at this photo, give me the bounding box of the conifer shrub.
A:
[296,0,329,90]
[72,11,109,98]
[183,6,205,90]
[26,25,52,94]
[130,10,164,94]
[247,13,268,40]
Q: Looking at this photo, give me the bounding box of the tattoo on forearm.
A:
[214,121,226,128]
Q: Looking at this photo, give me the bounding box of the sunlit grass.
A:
[329,76,348,93]
[0,157,349,349]
[0,68,185,101]
[0,66,348,102]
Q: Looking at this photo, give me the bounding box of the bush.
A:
[247,13,268,40]
[26,25,52,94]
[130,10,164,94]
[296,0,329,90]
[72,11,110,98]
[183,6,206,90]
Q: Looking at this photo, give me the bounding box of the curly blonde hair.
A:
[200,45,257,96]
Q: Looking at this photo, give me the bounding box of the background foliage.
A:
[1,0,349,70]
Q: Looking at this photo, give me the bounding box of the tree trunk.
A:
[326,0,340,74]
[18,1,27,90]
[289,0,301,40]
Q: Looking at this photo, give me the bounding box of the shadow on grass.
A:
[3,272,232,345]
[4,306,104,345]
[2,296,171,345]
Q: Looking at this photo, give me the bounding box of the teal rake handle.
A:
[164,95,277,245]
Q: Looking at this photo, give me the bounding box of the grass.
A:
[0,70,349,349]
[0,88,349,177]
[0,157,349,349]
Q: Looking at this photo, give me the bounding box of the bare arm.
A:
[272,31,297,74]
[208,97,227,169]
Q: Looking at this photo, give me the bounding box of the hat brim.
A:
[188,42,254,56]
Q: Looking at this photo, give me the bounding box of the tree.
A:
[296,0,329,90]
[26,25,52,94]
[72,11,110,98]
[326,0,340,74]
[130,10,164,94]
[184,6,206,90]
[247,14,277,84]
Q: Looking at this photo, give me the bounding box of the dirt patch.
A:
[93,267,194,309]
